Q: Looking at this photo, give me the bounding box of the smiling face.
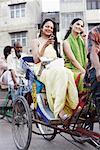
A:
[41,21,54,37]
[71,20,84,34]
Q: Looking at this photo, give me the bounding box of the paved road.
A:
[0,119,99,150]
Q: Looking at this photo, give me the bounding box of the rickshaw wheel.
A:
[35,112,57,141]
[12,96,32,150]
[71,114,94,144]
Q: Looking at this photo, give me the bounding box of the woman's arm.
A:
[10,69,19,89]
[31,39,40,64]
[32,37,55,64]
[63,40,85,74]
[39,36,55,57]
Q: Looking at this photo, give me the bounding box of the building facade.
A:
[0,0,100,53]
[60,0,100,39]
[0,0,42,54]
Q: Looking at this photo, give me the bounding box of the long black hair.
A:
[3,46,12,59]
[39,18,60,57]
[64,18,84,40]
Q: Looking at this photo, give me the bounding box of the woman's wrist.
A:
[80,68,85,74]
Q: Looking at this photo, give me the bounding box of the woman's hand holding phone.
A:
[49,34,55,44]
[44,34,55,47]
[80,31,87,41]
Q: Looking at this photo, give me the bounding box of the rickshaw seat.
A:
[21,57,61,124]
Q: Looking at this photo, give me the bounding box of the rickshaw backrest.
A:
[22,56,34,63]
[21,56,44,93]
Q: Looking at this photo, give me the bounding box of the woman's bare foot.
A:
[74,106,82,117]
[59,110,69,121]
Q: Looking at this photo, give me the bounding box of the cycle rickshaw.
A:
[1,57,99,150]
[0,65,32,148]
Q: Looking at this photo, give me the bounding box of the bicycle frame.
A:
[0,87,13,120]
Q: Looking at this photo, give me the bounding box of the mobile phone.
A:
[50,34,55,39]
[80,31,83,35]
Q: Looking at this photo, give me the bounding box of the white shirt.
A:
[7,51,27,78]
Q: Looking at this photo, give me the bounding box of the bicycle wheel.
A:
[12,96,32,150]
[35,112,57,141]
[71,114,94,144]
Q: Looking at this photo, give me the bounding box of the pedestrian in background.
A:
[0,46,13,89]
[0,46,12,77]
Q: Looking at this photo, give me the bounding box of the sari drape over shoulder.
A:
[64,33,87,92]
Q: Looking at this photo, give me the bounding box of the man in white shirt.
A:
[7,42,33,105]
[7,42,27,88]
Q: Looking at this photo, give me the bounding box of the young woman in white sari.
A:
[32,19,79,120]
